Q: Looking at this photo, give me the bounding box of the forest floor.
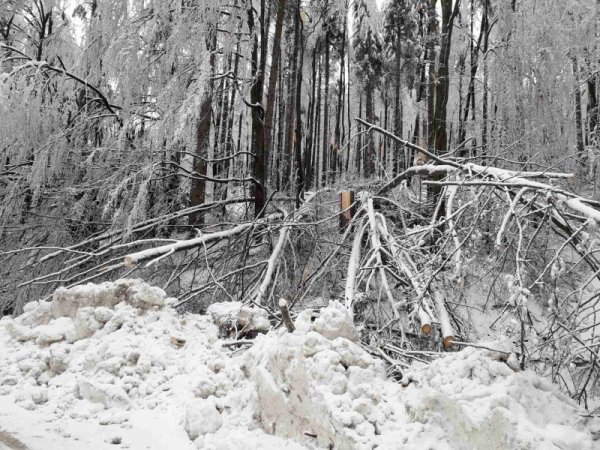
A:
[0,279,599,450]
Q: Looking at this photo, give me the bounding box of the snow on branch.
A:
[1,44,120,115]
[124,213,281,268]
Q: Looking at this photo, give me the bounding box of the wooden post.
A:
[339,191,355,232]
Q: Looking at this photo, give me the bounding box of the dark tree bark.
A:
[588,72,598,141]
[428,0,460,223]
[456,49,466,149]
[314,52,322,185]
[365,82,376,177]
[573,57,585,163]
[321,30,330,186]
[248,2,267,217]
[459,0,483,152]
[344,29,352,172]
[356,92,363,176]
[305,46,318,189]
[259,0,287,213]
[275,66,285,190]
[481,0,489,154]
[293,0,305,206]
[33,1,53,61]
[383,91,388,176]
[333,17,347,185]
[393,42,403,175]
[432,0,461,155]
[189,31,217,226]
[345,35,352,173]
[283,14,297,193]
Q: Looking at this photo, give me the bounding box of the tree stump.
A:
[339,191,355,232]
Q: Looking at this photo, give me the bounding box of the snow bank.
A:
[401,345,599,450]
[244,301,599,449]
[0,279,304,450]
[0,281,597,449]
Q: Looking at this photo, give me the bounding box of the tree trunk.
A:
[305,47,318,190]
[221,35,242,205]
[393,45,402,175]
[459,0,484,153]
[425,2,437,153]
[293,0,305,207]
[346,30,352,174]
[260,0,287,212]
[365,83,376,177]
[573,57,585,163]
[481,0,489,155]
[383,92,388,176]
[248,4,267,217]
[356,92,363,176]
[283,23,297,192]
[333,17,347,184]
[314,52,322,186]
[430,0,460,222]
[214,54,231,193]
[588,72,598,142]
[189,31,216,226]
[321,31,330,187]
[457,51,466,150]
[433,0,461,155]
[275,67,285,190]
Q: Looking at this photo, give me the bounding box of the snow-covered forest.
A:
[1,0,600,448]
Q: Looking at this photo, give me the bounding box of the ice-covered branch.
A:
[1,44,119,114]
[124,213,281,267]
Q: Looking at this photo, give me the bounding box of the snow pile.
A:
[0,281,598,449]
[244,301,599,449]
[4,279,168,346]
[243,301,406,449]
[0,279,304,449]
[401,346,599,449]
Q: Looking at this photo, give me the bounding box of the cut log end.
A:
[433,291,455,350]
[124,256,134,267]
[417,307,432,336]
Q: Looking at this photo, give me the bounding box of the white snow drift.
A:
[0,279,597,449]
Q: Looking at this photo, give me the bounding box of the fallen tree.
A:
[4,121,600,405]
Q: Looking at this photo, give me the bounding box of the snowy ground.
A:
[0,279,598,449]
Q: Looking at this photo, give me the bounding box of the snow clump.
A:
[207,301,270,337]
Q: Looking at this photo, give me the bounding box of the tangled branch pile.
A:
[4,122,600,407]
